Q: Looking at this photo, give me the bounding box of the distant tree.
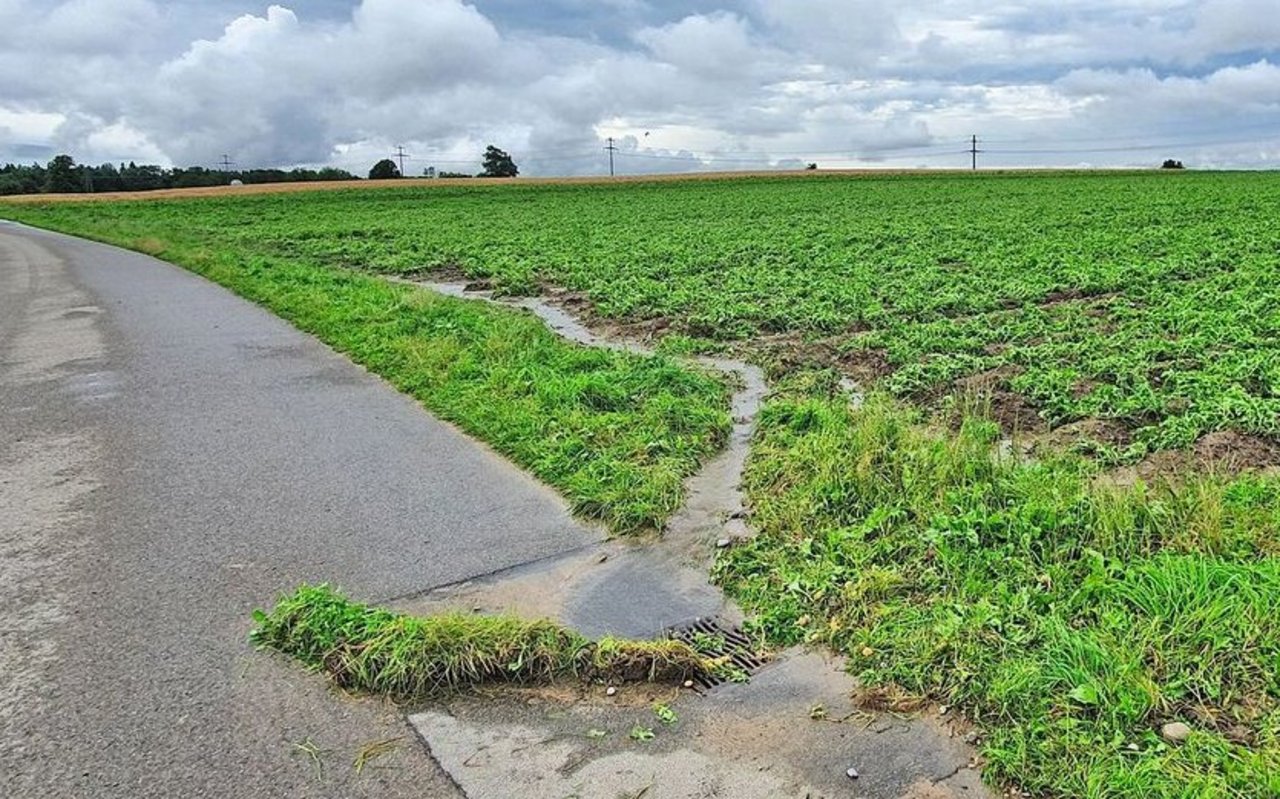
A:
[120,161,166,191]
[0,172,26,196]
[479,145,518,178]
[315,167,358,181]
[369,159,400,180]
[1161,159,1185,170]
[88,162,125,192]
[438,171,473,179]
[806,163,818,170]
[45,154,81,193]
[0,162,46,195]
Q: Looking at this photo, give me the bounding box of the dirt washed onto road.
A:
[392,276,991,799]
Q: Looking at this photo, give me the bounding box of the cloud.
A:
[0,0,1278,173]
[751,0,902,67]
[636,12,768,81]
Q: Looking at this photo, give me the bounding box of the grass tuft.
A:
[717,380,1280,797]
[0,212,730,535]
[251,585,717,697]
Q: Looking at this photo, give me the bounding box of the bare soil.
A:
[1039,288,1119,308]
[1099,430,1280,488]
[955,365,1047,435]
[1038,417,1132,452]
[1192,430,1280,472]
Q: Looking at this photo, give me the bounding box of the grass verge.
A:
[715,373,1280,798]
[252,585,717,696]
[0,210,730,534]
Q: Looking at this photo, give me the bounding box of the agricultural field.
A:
[5,170,1280,797]
[19,171,1278,458]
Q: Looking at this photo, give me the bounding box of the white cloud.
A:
[752,0,902,67]
[1,0,1278,173]
[636,13,768,81]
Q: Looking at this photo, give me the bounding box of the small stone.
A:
[1161,721,1192,744]
[606,686,617,697]
[845,767,859,780]
[716,538,732,549]
[939,704,950,716]
[964,731,980,745]
[683,680,694,689]
[1126,742,1140,752]
[597,553,609,564]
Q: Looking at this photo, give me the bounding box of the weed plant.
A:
[0,211,729,533]
[716,374,1280,797]
[7,171,1278,454]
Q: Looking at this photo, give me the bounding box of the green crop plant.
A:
[8,171,1279,455]
[10,171,1280,796]
[715,381,1280,797]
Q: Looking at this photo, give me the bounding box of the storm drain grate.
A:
[666,617,768,691]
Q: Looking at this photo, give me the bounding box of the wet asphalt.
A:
[0,223,600,798]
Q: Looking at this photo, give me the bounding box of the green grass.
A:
[8,173,1280,795]
[714,374,1280,797]
[7,171,1279,455]
[251,585,716,695]
[0,213,730,534]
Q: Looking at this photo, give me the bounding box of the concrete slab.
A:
[411,652,992,799]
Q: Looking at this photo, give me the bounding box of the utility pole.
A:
[604,137,617,177]
[220,154,234,172]
[395,145,409,177]
[970,135,981,171]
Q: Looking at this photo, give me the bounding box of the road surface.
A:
[0,223,601,797]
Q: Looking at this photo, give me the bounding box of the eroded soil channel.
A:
[389,277,765,638]
[388,276,990,799]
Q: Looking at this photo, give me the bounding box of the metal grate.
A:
[666,616,768,691]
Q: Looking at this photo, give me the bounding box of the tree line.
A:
[369,145,519,179]
[0,154,359,196]
[2,144,522,196]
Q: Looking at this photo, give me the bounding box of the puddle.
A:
[839,376,867,409]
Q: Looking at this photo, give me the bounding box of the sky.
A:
[1,0,1279,175]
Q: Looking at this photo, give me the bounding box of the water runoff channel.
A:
[388,275,766,649]
[384,275,991,799]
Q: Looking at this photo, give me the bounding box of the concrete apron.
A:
[392,278,991,799]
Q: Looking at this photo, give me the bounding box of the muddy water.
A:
[409,279,766,549]
[391,276,990,796]
[387,277,766,638]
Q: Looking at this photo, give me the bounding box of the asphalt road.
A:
[0,223,601,798]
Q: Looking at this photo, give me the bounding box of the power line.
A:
[986,133,1280,155]
[605,137,618,177]
[613,150,969,165]
[979,119,1280,145]
[391,130,1278,170]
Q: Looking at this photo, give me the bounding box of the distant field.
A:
[7,171,1280,797]
[12,171,1279,459]
[0,168,964,202]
